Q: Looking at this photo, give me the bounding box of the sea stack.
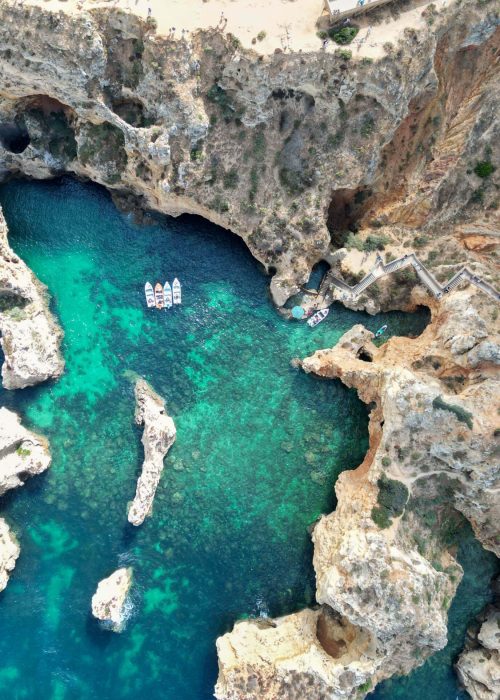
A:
[127,378,176,526]
[0,518,20,593]
[91,567,133,632]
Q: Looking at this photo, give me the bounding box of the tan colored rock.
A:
[0,517,19,593]
[127,378,176,526]
[0,406,51,495]
[91,567,133,632]
[216,288,499,699]
[0,206,64,389]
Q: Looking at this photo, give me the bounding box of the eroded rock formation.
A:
[0,517,19,593]
[0,406,51,495]
[91,567,133,632]
[216,286,499,698]
[0,407,51,591]
[0,205,63,389]
[456,577,500,700]
[127,378,176,526]
[0,1,497,306]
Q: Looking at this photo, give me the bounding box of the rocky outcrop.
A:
[91,567,133,632]
[127,378,176,526]
[0,406,51,495]
[0,517,19,593]
[0,206,63,389]
[0,1,497,306]
[456,578,500,700]
[216,287,499,699]
[0,407,51,591]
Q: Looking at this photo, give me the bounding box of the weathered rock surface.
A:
[91,567,133,632]
[0,206,63,389]
[456,578,500,700]
[0,517,19,593]
[0,406,51,495]
[0,1,497,306]
[216,287,499,698]
[127,378,176,526]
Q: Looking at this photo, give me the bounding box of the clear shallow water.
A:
[0,178,495,700]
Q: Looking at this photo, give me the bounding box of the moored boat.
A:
[173,278,182,305]
[307,308,329,327]
[154,283,165,309]
[164,281,173,309]
[144,282,155,308]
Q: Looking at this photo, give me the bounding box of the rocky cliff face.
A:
[127,378,176,526]
[0,205,64,388]
[456,576,500,700]
[0,1,497,307]
[0,407,52,591]
[91,567,133,632]
[216,286,499,698]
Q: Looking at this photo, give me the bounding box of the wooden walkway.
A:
[325,253,500,303]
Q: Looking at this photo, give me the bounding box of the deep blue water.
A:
[0,177,496,700]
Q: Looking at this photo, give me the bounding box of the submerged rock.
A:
[0,407,51,495]
[0,206,64,389]
[91,567,133,632]
[0,517,19,593]
[127,378,176,526]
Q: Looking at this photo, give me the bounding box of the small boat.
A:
[307,308,329,327]
[375,324,388,338]
[173,278,182,305]
[144,282,155,308]
[154,283,165,309]
[164,281,172,309]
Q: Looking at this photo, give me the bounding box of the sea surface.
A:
[0,178,496,700]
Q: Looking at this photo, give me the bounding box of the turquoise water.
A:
[0,178,495,700]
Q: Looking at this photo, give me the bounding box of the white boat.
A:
[307,308,329,327]
[154,283,164,309]
[164,281,172,309]
[173,278,182,305]
[144,282,155,308]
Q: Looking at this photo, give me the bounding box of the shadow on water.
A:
[0,176,492,700]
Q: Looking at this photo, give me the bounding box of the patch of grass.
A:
[432,395,473,429]
[257,30,266,41]
[16,446,31,458]
[346,233,390,251]
[360,114,375,138]
[474,160,494,178]
[372,475,409,529]
[336,48,352,60]
[223,168,239,189]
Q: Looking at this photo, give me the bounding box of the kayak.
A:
[375,324,388,337]
[307,308,329,327]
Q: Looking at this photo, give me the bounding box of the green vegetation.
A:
[330,26,359,45]
[336,49,352,61]
[16,446,31,458]
[346,233,390,251]
[207,83,244,122]
[474,161,495,178]
[371,475,409,529]
[223,168,239,189]
[432,395,473,429]
[381,456,391,467]
[257,31,266,41]
[360,114,375,138]
[209,195,229,214]
[253,129,266,160]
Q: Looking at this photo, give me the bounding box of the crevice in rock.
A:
[326,186,373,247]
[0,120,30,153]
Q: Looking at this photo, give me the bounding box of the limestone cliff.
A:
[127,378,176,526]
[91,567,133,632]
[216,286,499,698]
[0,205,63,388]
[0,517,19,593]
[0,406,51,495]
[0,0,497,307]
[0,407,51,591]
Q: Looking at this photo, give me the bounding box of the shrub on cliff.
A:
[371,475,409,529]
[474,161,495,178]
[329,26,359,45]
[432,396,473,429]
